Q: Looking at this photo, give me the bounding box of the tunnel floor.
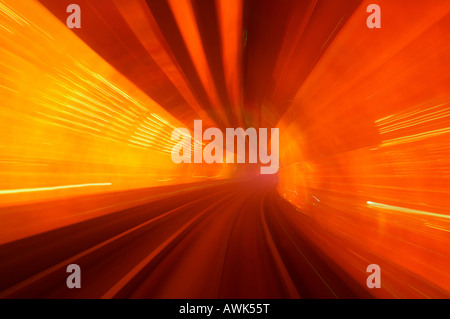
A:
[1,177,447,298]
[0,178,368,298]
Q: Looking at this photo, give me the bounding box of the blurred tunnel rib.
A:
[0,0,449,298]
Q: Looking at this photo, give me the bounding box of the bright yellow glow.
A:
[0,0,230,205]
[366,201,450,220]
[0,183,112,195]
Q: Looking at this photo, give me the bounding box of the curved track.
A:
[0,178,370,299]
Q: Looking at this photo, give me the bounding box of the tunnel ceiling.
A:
[37,0,362,131]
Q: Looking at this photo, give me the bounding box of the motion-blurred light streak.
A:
[167,0,227,124]
[0,0,228,207]
[366,201,450,221]
[0,183,112,195]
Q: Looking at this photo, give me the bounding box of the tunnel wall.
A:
[277,0,450,296]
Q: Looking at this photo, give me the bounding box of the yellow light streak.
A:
[0,183,112,195]
[367,201,450,220]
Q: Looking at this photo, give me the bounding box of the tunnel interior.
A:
[0,0,449,298]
